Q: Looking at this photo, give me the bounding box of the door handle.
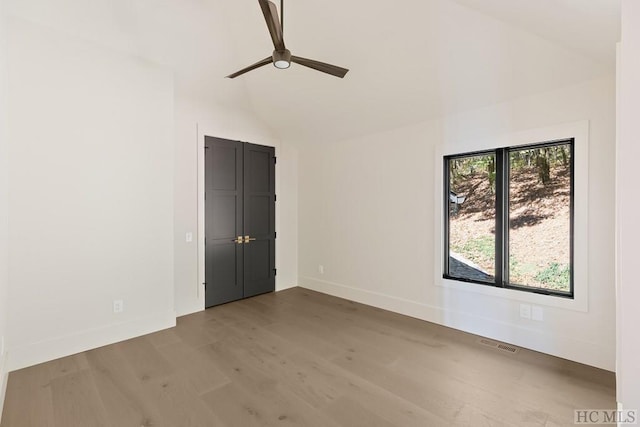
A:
[232,236,244,244]
[244,235,256,243]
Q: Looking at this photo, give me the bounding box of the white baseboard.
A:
[7,310,176,372]
[299,276,614,371]
[0,350,8,424]
[276,283,298,292]
[176,302,204,318]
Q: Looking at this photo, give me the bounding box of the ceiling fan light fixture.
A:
[274,59,290,69]
[272,49,292,70]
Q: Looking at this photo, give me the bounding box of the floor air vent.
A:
[477,338,519,354]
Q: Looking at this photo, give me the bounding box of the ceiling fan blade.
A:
[259,0,285,51]
[226,57,273,78]
[291,56,349,78]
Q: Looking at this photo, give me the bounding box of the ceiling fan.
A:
[226,0,349,79]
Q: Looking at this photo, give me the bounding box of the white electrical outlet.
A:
[186,232,193,243]
[113,299,124,314]
[532,306,544,321]
[318,265,324,274]
[520,303,531,319]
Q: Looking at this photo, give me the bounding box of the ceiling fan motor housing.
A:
[273,49,292,68]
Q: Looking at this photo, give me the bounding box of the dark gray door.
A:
[204,137,275,307]
[243,142,276,298]
[205,137,244,307]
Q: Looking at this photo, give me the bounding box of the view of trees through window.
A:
[446,141,572,295]
[508,144,572,292]
[448,153,496,283]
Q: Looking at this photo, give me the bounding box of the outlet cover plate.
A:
[113,300,124,314]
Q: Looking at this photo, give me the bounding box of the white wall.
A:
[0,0,10,418]
[6,17,176,371]
[616,0,640,410]
[298,74,616,370]
[1,8,299,376]
[173,94,298,317]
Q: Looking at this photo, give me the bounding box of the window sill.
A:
[436,276,587,312]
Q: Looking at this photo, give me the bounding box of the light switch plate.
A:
[520,303,532,319]
[532,306,544,321]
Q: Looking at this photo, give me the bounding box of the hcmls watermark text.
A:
[574,409,638,424]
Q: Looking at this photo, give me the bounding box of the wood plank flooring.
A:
[1,288,615,426]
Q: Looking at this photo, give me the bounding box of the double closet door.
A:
[205,136,276,308]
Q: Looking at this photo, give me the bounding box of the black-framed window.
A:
[443,139,574,298]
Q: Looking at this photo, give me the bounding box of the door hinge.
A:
[274,194,277,202]
[274,232,277,239]
[202,282,207,290]
[205,146,210,150]
[273,268,277,276]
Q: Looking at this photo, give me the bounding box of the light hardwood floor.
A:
[1,288,615,426]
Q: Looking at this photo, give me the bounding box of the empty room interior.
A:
[1,0,639,426]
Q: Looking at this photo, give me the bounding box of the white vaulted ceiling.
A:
[450,0,620,63]
[7,0,620,143]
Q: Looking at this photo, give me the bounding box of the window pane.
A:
[447,154,496,283]
[508,144,572,293]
